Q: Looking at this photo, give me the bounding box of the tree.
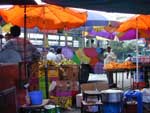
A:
[109,40,137,62]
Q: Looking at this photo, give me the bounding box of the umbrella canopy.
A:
[89,29,116,40]
[75,48,90,64]
[117,14,150,83]
[118,29,150,41]
[83,10,119,27]
[0,0,37,5]
[0,4,87,30]
[62,46,74,59]
[42,0,150,14]
[117,15,150,32]
[83,48,98,58]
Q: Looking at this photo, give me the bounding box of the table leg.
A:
[122,72,124,89]
[115,72,117,87]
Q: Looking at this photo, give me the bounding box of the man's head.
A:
[10,25,21,37]
[107,46,111,53]
[49,48,55,52]
[128,54,132,57]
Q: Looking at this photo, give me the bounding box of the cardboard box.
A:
[61,65,79,81]
[80,81,109,91]
[48,68,59,78]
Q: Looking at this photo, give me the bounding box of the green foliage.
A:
[109,41,137,62]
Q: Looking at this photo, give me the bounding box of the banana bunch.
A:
[60,59,77,65]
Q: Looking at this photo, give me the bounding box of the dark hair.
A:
[107,46,111,50]
[56,48,62,54]
[10,25,21,37]
[128,54,132,57]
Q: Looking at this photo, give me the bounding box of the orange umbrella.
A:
[117,14,150,32]
[117,14,150,83]
[0,5,87,30]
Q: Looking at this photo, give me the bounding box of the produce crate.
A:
[61,65,79,81]
[47,66,59,78]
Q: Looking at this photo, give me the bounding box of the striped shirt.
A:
[2,37,41,61]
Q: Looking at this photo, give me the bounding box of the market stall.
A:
[104,57,150,89]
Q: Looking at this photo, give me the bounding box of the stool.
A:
[19,99,50,113]
[81,90,102,113]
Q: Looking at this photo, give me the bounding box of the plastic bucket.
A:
[29,90,43,105]
[44,105,56,113]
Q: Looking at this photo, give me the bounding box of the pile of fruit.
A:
[104,61,136,70]
[60,59,77,65]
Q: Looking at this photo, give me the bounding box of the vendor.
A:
[2,25,41,62]
[104,46,117,88]
[47,47,56,61]
[125,54,132,61]
[55,47,65,63]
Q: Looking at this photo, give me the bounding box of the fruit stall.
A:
[104,59,150,89]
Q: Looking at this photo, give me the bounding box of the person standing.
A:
[47,47,56,61]
[125,54,132,62]
[104,46,117,88]
[55,48,65,63]
[2,25,41,62]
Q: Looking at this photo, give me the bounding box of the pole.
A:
[136,18,139,83]
[24,1,27,79]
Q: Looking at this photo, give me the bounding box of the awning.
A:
[0,0,37,5]
[42,0,150,14]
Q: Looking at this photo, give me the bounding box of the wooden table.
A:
[104,69,135,89]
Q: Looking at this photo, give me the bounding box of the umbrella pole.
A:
[24,3,27,80]
[43,33,49,99]
[136,24,139,83]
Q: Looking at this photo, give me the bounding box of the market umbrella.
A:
[75,48,90,64]
[83,9,119,27]
[118,29,150,41]
[42,0,150,14]
[89,29,116,40]
[0,5,87,30]
[62,46,74,59]
[117,15,150,32]
[83,48,98,58]
[0,0,37,5]
[73,9,120,33]
[117,14,150,83]
[71,53,80,64]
